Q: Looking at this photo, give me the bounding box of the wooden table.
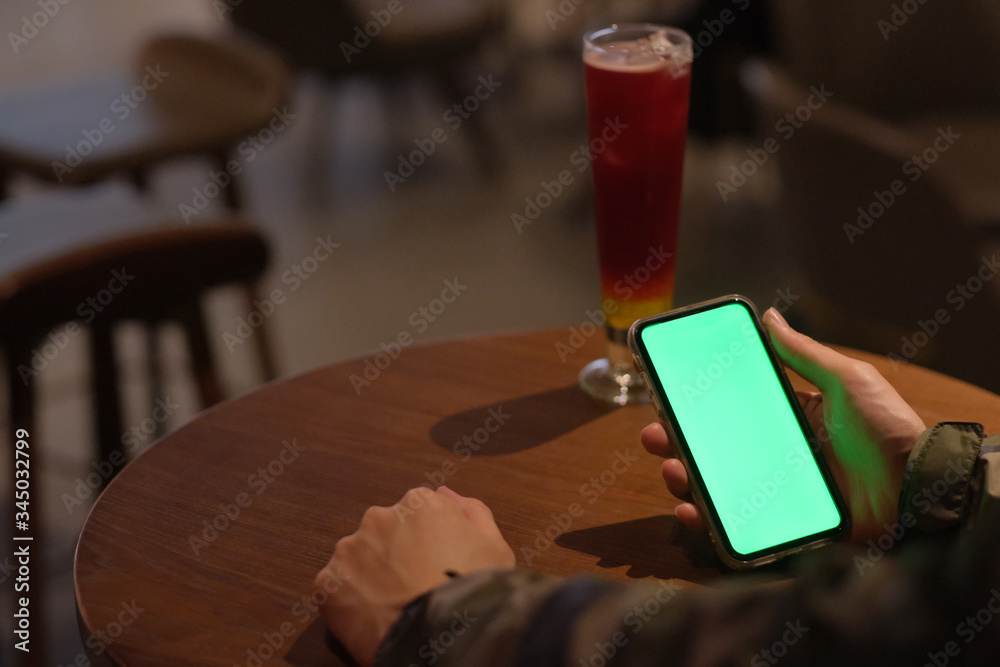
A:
[74,329,1000,666]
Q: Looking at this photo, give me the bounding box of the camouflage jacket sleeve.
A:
[374,423,1000,667]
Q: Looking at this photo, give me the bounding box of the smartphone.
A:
[628,295,849,569]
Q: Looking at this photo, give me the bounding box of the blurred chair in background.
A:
[0,33,293,663]
[0,31,292,393]
[0,185,270,667]
[227,0,507,175]
[0,32,291,204]
[1,186,270,472]
[0,31,293,667]
[767,0,1000,234]
[741,59,1000,393]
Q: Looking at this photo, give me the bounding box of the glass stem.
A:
[607,326,637,383]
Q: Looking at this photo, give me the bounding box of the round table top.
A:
[74,328,1000,666]
[0,34,289,187]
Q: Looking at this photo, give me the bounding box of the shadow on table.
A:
[556,514,724,582]
[428,384,616,456]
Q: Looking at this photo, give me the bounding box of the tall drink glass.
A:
[579,24,692,406]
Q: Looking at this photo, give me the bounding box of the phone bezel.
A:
[628,294,850,569]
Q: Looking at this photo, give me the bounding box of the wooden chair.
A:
[741,59,1000,393]
[0,31,292,201]
[0,31,289,667]
[1,186,270,667]
[227,0,506,175]
[1,185,270,473]
[0,31,293,388]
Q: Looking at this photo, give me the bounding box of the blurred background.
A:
[0,0,998,664]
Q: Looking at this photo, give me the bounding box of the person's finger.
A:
[763,308,853,393]
[675,503,706,533]
[641,422,673,458]
[661,459,691,499]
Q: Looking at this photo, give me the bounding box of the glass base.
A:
[579,358,650,407]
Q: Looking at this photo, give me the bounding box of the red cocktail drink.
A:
[585,26,692,328]
[580,25,692,405]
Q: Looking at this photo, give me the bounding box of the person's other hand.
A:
[314,486,515,666]
[640,307,927,543]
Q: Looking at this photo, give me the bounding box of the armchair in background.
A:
[741,59,1000,393]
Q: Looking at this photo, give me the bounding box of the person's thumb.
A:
[762,308,851,393]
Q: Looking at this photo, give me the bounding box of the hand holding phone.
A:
[630,296,850,568]
[633,300,928,561]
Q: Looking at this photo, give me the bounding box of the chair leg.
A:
[216,151,243,211]
[145,323,168,442]
[8,339,47,667]
[0,166,10,201]
[435,68,500,178]
[209,151,276,382]
[6,343,34,435]
[129,167,150,194]
[89,324,124,488]
[244,286,278,381]
[178,303,225,407]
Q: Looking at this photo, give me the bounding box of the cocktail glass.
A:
[579,23,693,406]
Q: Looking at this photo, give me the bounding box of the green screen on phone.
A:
[635,300,844,558]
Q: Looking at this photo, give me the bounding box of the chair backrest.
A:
[0,225,269,342]
[135,32,292,144]
[742,59,1000,391]
[0,186,269,346]
[768,0,1000,117]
